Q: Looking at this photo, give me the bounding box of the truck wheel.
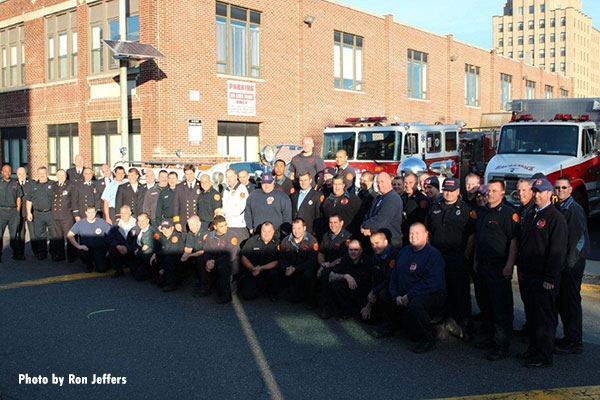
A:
[572,189,588,217]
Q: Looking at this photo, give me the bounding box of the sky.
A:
[339,0,600,49]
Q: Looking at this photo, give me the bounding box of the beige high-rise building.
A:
[493,0,600,98]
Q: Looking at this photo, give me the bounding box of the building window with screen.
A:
[0,24,25,88]
[526,80,535,99]
[545,85,553,99]
[91,119,141,171]
[0,127,27,171]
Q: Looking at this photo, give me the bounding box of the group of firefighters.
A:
[0,136,588,367]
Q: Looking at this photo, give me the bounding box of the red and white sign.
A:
[228,80,256,116]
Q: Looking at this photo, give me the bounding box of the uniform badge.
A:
[198,239,203,245]
[340,197,348,205]
[196,189,200,195]
[48,185,52,189]
[389,259,396,269]
[231,237,238,245]
[456,210,461,216]
[240,192,246,198]
[319,195,325,202]
[335,242,341,247]
[537,219,546,228]
[219,240,226,247]
[308,200,313,205]
[63,190,68,196]
[410,263,417,271]
[512,213,520,223]
[214,194,221,201]
[301,244,309,250]
[419,200,428,209]
[266,196,274,205]
[313,243,319,251]
[171,236,179,243]
[470,210,477,219]
[95,228,102,235]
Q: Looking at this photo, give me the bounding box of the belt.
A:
[35,209,52,212]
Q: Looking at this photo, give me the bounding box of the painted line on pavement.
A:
[0,270,114,291]
[232,295,284,400]
[436,385,600,399]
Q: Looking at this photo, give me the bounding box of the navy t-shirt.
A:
[70,218,111,248]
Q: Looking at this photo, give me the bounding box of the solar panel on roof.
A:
[103,40,165,60]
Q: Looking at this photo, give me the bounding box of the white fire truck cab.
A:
[484,98,600,214]
[322,117,461,183]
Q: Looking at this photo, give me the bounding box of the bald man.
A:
[334,149,355,192]
[66,154,86,183]
[289,137,325,182]
[361,172,404,248]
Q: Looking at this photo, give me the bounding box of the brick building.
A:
[0,0,573,174]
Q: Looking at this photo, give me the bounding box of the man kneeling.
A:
[387,222,446,353]
[67,205,111,272]
[108,205,137,278]
[239,221,280,300]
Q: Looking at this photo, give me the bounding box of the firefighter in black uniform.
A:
[197,174,222,232]
[425,177,475,342]
[182,216,206,297]
[115,168,146,220]
[401,172,428,246]
[66,154,86,183]
[517,177,568,368]
[317,215,352,276]
[357,172,377,216]
[130,212,156,281]
[239,221,280,300]
[361,232,400,333]
[25,166,54,260]
[291,172,323,238]
[0,164,24,261]
[173,164,201,233]
[321,176,361,236]
[279,218,319,307]
[202,215,241,304]
[334,149,355,192]
[554,177,590,355]
[16,167,31,259]
[51,169,77,262]
[473,179,519,361]
[107,205,138,278]
[273,159,295,196]
[154,171,178,226]
[73,168,102,221]
[152,220,185,292]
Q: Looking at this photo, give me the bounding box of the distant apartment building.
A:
[493,0,600,98]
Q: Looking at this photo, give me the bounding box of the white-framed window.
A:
[465,64,480,107]
[500,73,512,110]
[46,11,77,80]
[334,30,363,91]
[407,49,428,99]
[526,80,535,99]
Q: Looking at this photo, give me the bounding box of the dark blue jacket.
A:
[389,243,445,301]
[362,190,403,244]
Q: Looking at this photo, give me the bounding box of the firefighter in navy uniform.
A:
[291,172,323,239]
[239,221,280,300]
[130,212,156,281]
[182,216,207,298]
[425,177,476,342]
[25,166,55,260]
[334,149,356,192]
[273,159,295,196]
[244,173,292,236]
[401,172,429,246]
[173,164,201,233]
[201,215,241,304]
[517,177,568,368]
[51,169,77,262]
[0,164,24,261]
[197,174,222,232]
[473,179,519,361]
[66,154,86,183]
[361,172,404,248]
[279,218,319,307]
[321,176,361,236]
[15,167,31,259]
[115,168,146,220]
[554,177,590,355]
[152,220,185,292]
[107,205,138,278]
[73,168,102,221]
[154,171,178,226]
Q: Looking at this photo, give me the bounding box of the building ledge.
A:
[216,73,264,83]
[334,88,366,95]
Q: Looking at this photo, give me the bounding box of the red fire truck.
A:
[484,98,600,214]
[322,117,461,181]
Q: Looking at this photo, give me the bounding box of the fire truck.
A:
[322,117,461,182]
[484,98,600,214]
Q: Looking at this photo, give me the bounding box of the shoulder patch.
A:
[319,194,325,202]
[340,197,348,205]
[214,194,221,201]
[240,192,246,198]
[313,243,319,251]
[346,172,354,181]
[389,259,396,269]
[470,210,477,219]
[290,188,295,194]
[419,200,428,209]
[203,233,208,240]
[512,213,520,223]
[277,244,281,251]
[171,236,179,243]
[345,239,351,247]
[153,233,160,240]
[231,237,239,246]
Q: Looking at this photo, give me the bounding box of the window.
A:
[582,129,595,156]
[508,37,513,46]
[334,31,363,91]
[0,127,27,171]
[518,21,523,30]
[89,1,139,75]
[550,33,555,42]
[518,6,524,15]
[528,35,534,44]
[560,17,566,26]
[464,64,480,107]
[550,18,555,27]
[91,120,141,171]
[407,49,428,99]
[58,32,68,78]
[509,51,513,58]
[539,19,545,28]
[426,131,441,153]
[216,2,261,78]
[529,4,534,14]
[561,88,569,97]
[47,124,79,175]
[499,38,503,47]
[71,29,77,75]
[539,34,545,42]
[550,48,555,57]
[526,80,535,99]
[500,73,512,110]
[560,32,566,41]
[0,25,25,88]
[560,47,565,56]
[540,49,545,58]
[550,63,555,72]
[508,22,513,32]
[323,132,355,159]
[217,121,259,162]
[518,50,524,58]
[46,11,77,80]
[545,85,553,99]
[445,131,457,152]
[518,36,524,45]
[560,62,565,71]
[357,131,396,160]
[499,23,503,33]
[540,3,545,12]
[528,20,534,29]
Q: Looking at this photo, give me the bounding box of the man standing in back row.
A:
[289,137,325,183]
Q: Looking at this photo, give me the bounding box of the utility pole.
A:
[119,0,128,163]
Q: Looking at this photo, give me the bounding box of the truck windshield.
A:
[357,131,397,160]
[323,132,355,160]
[498,124,578,156]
